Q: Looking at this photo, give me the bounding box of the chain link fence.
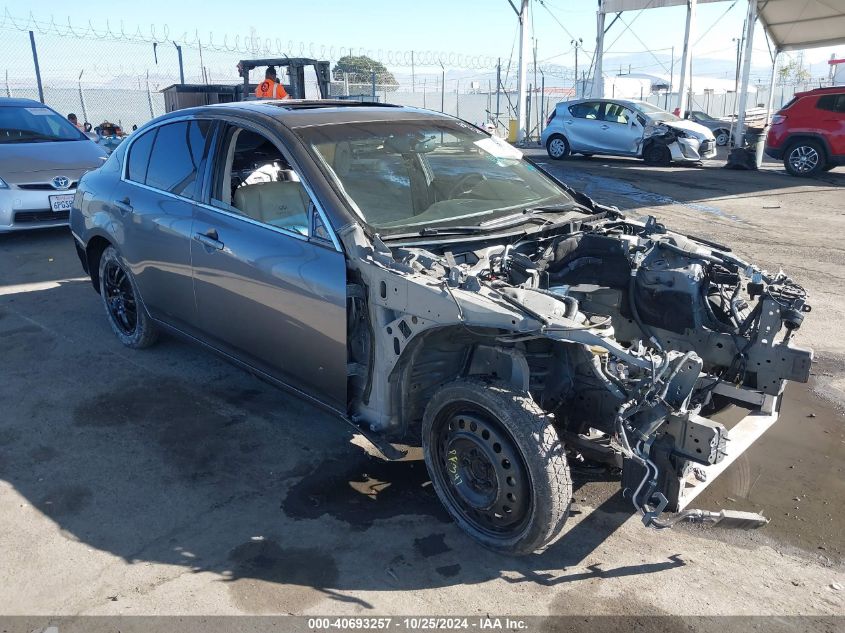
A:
[2,18,833,143]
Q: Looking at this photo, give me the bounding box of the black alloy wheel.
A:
[102,259,137,336]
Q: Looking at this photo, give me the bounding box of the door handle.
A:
[114,197,133,215]
[601,124,610,130]
[194,229,224,251]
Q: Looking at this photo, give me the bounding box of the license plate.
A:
[49,194,74,212]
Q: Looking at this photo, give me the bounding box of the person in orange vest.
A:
[255,66,289,99]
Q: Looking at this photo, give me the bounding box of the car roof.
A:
[794,86,845,98]
[557,98,642,107]
[0,97,55,108]
[154,100,457,129]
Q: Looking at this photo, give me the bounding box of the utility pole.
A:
[732,34,743,97]
[539,68,546,133]
[676,0,698,117]
[668,45,675,109]
[456,80,460,118]
[572,38,583,98]
[734,0,758,145]
[495,58,501,127]
[516,0,530,143]
[439,59,445,113]
[532,38,538,140]
[593,0,605,97]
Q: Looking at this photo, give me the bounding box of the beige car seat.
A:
[233,181,310,232]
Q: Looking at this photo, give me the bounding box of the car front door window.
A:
[210,127,318,238]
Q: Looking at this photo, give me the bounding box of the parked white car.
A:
[541,99,717,165]
[0,98,107,232]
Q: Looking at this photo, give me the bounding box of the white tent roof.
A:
[600,0,845,51]
[758,0,845,51]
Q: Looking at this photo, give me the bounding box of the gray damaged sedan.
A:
[71,101,812,554]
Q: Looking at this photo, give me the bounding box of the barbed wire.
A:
[0,8,530,72]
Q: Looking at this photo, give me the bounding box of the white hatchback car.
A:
[541,99,717,165]
[0,98,107,233]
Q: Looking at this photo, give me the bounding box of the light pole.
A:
[571,38,583,98]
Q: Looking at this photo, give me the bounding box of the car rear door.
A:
[816,93,845,156]
[114,119,213,331]
[190,121,347,410]
[564,101,606,152]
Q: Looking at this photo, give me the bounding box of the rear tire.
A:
[422,378,571,555]
[784,140,825,177]
[546,135,570,160]
[643,143,671,166]
[98,246,159,349]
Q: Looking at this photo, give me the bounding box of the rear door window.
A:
[568,102,602,120]
[126,129,156,184]
[144,121,213,200]
[816,94,845,113]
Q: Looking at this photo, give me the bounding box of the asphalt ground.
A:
[0,152,843,619]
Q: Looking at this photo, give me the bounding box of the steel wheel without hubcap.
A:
[788,145,819,174]
[102,259,137,336]
[715,130,730,146]
[432,410,531,535]
[422,379,572,555]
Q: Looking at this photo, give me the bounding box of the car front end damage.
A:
[339,202,812,533]
[644,121,718,163]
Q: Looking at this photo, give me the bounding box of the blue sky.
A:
[4,0,841,83]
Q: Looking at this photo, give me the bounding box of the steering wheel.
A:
[447,173,486,199]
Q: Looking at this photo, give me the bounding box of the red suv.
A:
[765,86,845,176]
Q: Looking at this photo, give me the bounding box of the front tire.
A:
[546,135,570,160]
[422,379,571,555]
[784,140,825,177]
[714,129,731,146]
[98,246,159,349]
[643,143,671,166]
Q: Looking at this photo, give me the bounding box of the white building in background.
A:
[582,72,758,102]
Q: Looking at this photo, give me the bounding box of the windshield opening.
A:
[295,119,572,235]
[0,105,86,144]
[631,101,680,122]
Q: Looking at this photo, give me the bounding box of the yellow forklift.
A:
[163,58,331,113]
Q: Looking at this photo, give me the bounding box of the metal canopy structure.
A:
[759,0,845,52]
[593,0,845,151]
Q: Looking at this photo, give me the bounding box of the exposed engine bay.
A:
[340,202,812,529]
